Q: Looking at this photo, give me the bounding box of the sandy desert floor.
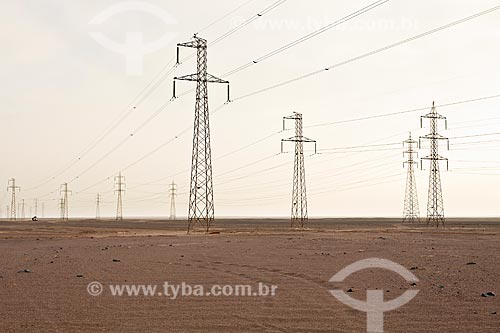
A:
[0,218,499,332]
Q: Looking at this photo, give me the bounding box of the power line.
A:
[223,0,390,77]
[210,0,289,46]
[24,1,278,192]
[38,6,500,196]
[305,93,500,129]
[196,0,257,35]
[231,5,500,102]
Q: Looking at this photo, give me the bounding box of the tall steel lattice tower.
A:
[403,132,420,223]
[281,112,317,228]
[59,198,65,220]
[96,193,101,220]
[20,199,26,219]
[169,181,177,220]
[34,199,38,217]
[115,173,125,221]
[173,35,230,233]
[60,183,71,221]
[420,102,449,227]
[7,178,20,221]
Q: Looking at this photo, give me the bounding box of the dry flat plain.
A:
[0,218,499,332]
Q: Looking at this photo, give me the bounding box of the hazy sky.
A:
[1,0,500,218]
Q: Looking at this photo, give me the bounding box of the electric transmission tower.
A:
[420,102,449,227]
[281,112,317,228]
[60,183,71,221]
[403,132,420,223]
[59,198,65,220]
[34,199,38,217]
[96,193,101,220]
[173,34,230,233]
[41,202,45,218]
[115,172,125,221]
[21,199,26,220]
[7,178,20,221]
[169,181,177,220]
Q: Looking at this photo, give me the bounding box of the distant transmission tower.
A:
[420,102,449,227]
[59,198,65,220]
[96,193,101,220]
[281,112,317,228]
[115,172,125,221]
[7,178,20,221]
[169,181,177,220]
[60,183,71,221]
[21,199,26,219]
[34,199,38,217]
[173,35,230,233]
[403,132,420,223]
[41,202,45,218]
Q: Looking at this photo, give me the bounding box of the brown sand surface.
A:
[0,218,499,332]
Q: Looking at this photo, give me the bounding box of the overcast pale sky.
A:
[1,0,500,218]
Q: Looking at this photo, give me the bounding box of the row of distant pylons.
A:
[4,176,178,222]
[3,35,449,231]
[178,35,449,232]
[4,179,44,219]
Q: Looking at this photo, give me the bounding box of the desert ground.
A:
[0,218,498,332]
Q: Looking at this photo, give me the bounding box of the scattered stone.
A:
[378,237,386,240]
[466,262,477,265]
[438,285,445,289]
[18,269,32,273]
[347,288,353,293]
[112,259,121,263]
[169,244,173,247]
[50,261,54,264]
[491,312,497,315]
[410,266,418,270]
[410,282,417,287]
[76,274,84,278]
[481,292,496,297]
